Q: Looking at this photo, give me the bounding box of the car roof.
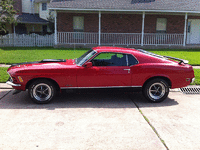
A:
[92,46,139,54]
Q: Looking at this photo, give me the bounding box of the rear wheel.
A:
[28,79,56,104]
[143,79,169,103]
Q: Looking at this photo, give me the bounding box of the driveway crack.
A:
[131,98,169,150]
[0,90,12,100]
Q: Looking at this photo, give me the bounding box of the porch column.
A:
[141,11,145,46]
[183,13,188,46]
[99,11,101,46]
[54,10,57,45]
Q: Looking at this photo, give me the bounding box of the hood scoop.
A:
[40,59,66,63]
[10,59,66,67]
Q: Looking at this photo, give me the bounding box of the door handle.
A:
[123,69,130,73]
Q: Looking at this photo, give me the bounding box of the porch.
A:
[53,10,200,47]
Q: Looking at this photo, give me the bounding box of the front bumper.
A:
[6,81,21,87]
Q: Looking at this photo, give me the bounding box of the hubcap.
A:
[33,83,52,101]
[149,83,165,100]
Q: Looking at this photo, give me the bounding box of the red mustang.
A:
[7,47,195,104]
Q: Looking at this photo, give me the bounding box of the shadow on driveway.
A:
[0,89,179,109]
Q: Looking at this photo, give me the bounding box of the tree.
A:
[0,0,17,33]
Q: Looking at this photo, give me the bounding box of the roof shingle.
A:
[48,0,200,12]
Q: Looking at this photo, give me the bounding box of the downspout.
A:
[54,10,57,45]
[183,13,188,46]
[99,11,101,46]
[141,11,145,46]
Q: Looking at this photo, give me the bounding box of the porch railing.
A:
[101,33,141,45]
[144,33,184,45]
[57,32,184,46]
[0,32,185,47]
[58,32,99,44]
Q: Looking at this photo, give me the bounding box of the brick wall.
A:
[57,13,99,32]
[101,14,142,33]
[57,12,199,34]
[145,15,185,33]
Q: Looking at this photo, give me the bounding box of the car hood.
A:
[7,59,76,74]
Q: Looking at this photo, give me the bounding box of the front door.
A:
[77,53,132,87]
[187,19,200,44]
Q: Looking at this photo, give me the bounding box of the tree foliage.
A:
[0,0,17,32]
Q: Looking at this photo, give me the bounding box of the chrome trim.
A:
[60,86,142,89]
[6,81,21,87]
[191,78,195,83]
[7,72,13,82]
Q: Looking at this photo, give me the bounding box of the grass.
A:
[192,69,200,85]
[0,47,200,65]
[0,47,89,64]
[0,67,9,83]
[148,49,200,66]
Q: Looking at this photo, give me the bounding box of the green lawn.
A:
[0,47,89,64]
[192,69,200,85]
[0,47,200,65]
[148,49,200,66]
[0,67,9,83]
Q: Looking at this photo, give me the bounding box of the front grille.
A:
[180,86,200,94]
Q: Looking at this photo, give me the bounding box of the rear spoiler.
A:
[164,56,189,64]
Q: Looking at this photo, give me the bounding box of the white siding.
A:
[22,0,39,14]
[38,2,49,20]
[22,0,31,13]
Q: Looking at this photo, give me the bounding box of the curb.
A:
[0,83,13,89]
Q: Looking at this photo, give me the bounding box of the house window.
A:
[73,16,84,39]
[42,3,47,11]
[73,16,84,32]
[156,18,167,33]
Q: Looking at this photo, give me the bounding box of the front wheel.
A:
[143,79,169,103]
[28,79,56,104]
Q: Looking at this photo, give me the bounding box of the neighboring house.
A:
[49,0,200,46]
[1,0,53,35]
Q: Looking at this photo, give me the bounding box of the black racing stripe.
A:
[10,59,66,67]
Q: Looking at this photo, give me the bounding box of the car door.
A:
[77,52,132,87]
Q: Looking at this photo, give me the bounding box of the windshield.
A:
[76,49,97,66]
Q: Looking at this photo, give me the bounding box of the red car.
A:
[7,47,195,104]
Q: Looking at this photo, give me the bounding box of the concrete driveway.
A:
[0,89,199,150]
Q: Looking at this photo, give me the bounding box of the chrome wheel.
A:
[33,83,52,101]
[29,79,56,104]
[143,78,169,103]
[149,83,165,100]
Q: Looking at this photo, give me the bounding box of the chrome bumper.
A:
[6,81,21,87]
[191,78,195,84]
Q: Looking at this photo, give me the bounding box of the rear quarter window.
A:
[128,55,138,66]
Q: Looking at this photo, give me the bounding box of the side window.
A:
[128,55,138,66]
[91,53,127,66]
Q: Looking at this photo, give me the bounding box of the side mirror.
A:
[83,62,92,68]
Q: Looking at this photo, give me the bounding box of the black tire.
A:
[28,79,56,104]
[143,78,169,103]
